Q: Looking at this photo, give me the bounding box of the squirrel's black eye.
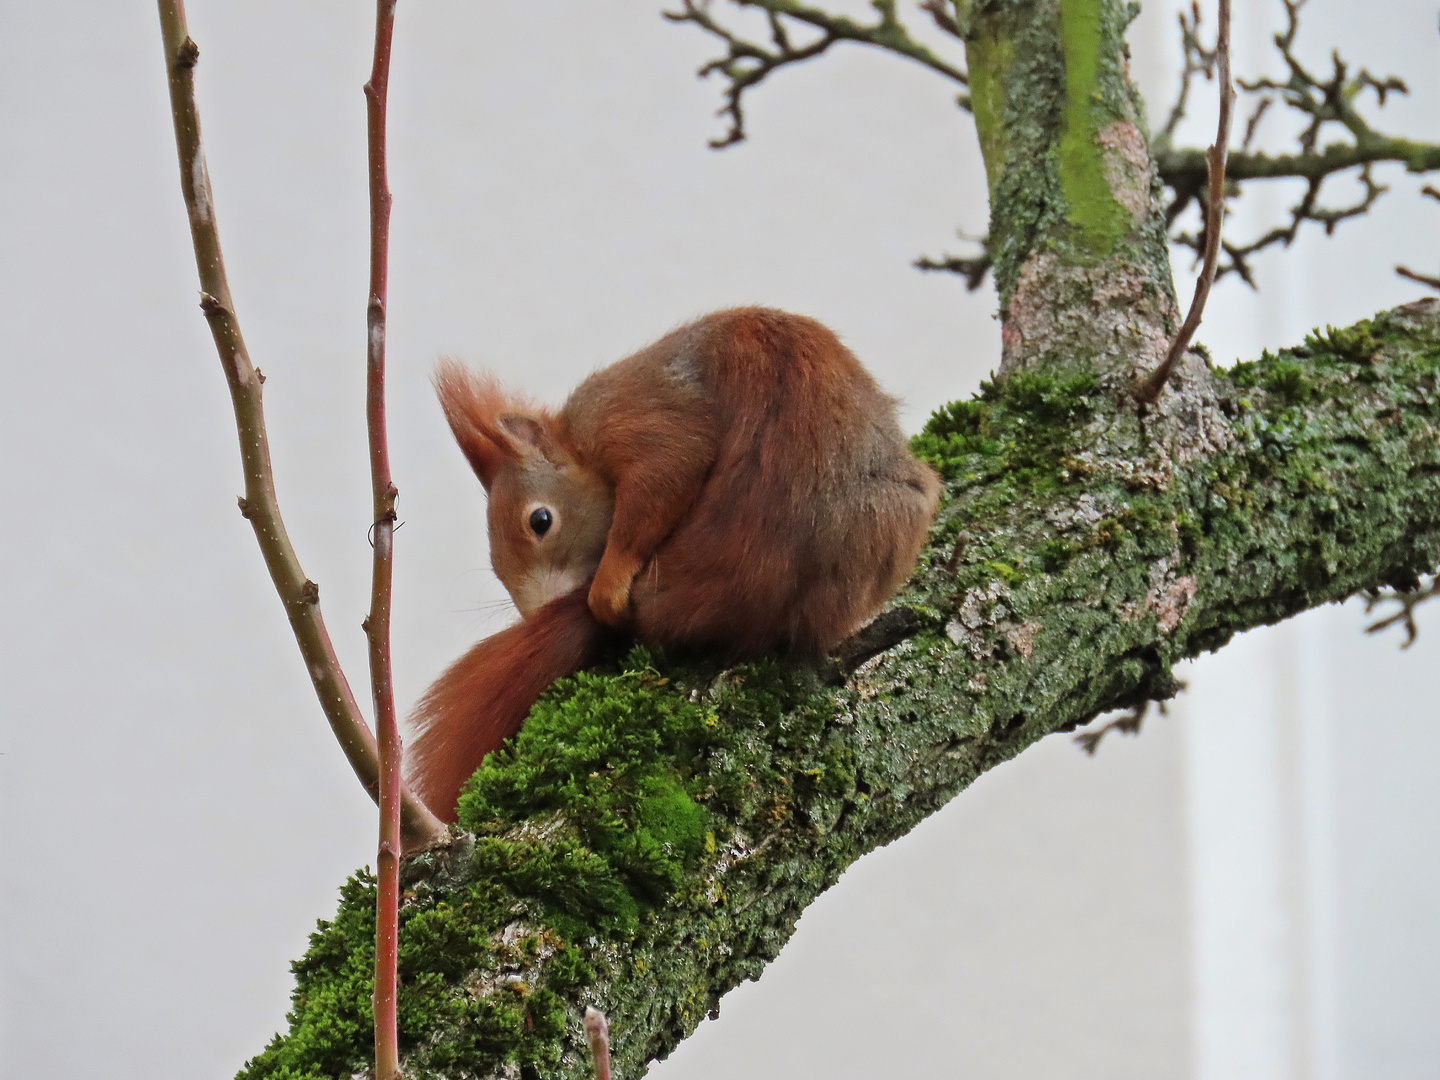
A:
[528,507,553,537]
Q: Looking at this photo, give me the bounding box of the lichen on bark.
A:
[963,0,1178,378]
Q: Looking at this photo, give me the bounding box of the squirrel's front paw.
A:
[588,561,637,627]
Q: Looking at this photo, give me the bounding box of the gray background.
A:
[1,2,1436,1077]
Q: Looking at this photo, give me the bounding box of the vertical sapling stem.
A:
[363,0,404,1075]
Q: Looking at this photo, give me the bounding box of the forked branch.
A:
[1157,0,1439,286]
[664,0,967,148]
[154,0,447,852]
[1365,574,1440,649]
[915,232,992,292]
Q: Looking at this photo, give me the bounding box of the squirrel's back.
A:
[563,307,939,658]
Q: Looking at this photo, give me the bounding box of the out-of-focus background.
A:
[2,2,1437,1077]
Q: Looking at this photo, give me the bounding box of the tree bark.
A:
[237,1,1440,1076]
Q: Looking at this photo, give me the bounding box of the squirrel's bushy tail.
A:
[406,590,606,822]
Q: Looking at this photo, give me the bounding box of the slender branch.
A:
[363,1,404,1075]
[154,0,446,853]
[917,0,963,39]
[1397,266,1440,292]
[1072,693,1182,755]
[1365,575,1440,648]
[664,0,966,148]
[1153,1,1217,154]
[914,231,992,291]
[1136,0,1233,406]
[1396,185,1440,292]
[1157,138,1440,188]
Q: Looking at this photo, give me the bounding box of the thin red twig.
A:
[1136,0,1235,405]
[153,0,447,853]
[363,2,404,1076]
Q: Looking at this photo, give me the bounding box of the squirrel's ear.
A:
[498,414,565,466]
[434,361,525,490]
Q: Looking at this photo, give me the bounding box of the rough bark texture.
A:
[237,2,1440,1077]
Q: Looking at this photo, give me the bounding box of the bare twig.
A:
[1154,1,1218,154]
[1365,576,1440,648]
[1136,0,1234,406]
[1396,186,1440,292]
[584,1007,612,1080]
[1397,266,1440,292]
[154,1,447,853]
[917,0,964,39]
[363,1,404,1075]
[915,251,993,291]
[1074,693,1183,756]
[1156,0,1439,284]
[915,230,992,291]
[664,0,966,148]
[1074,703,1148,755]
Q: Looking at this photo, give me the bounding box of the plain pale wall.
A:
[0,2,1433,1078]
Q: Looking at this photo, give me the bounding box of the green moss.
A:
[242,649,852,1079]
[1057,0,1133,254]
[965,24,1015,200]
[914,367,1101,495]
[1308,321,1381,364]
[995,369,1101,420]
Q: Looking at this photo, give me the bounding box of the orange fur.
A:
[406,590,607,821]
[409,308,941,819]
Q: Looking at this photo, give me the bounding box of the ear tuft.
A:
[433,360,525,489]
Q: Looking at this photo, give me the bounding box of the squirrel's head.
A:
[435,361,613,617]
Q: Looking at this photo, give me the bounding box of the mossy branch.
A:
[240,301,1440,1079]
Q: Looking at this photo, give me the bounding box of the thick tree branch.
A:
[240,301,1440,1079]
[154,0,447,853]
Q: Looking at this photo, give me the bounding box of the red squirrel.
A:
[406,307,941,820]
